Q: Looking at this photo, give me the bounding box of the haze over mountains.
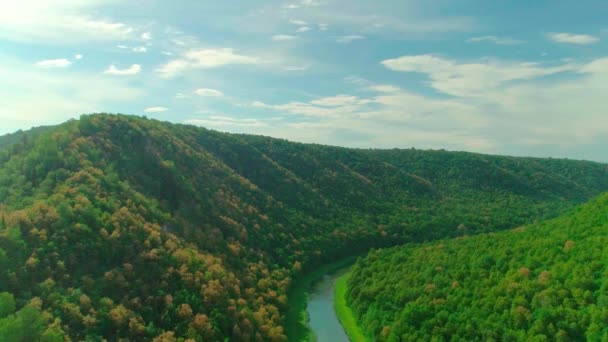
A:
[0,114,607,340]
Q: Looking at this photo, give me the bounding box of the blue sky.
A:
[1,0,607,162]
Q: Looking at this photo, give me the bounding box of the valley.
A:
[3,2,606,341]
[1,114,607,341]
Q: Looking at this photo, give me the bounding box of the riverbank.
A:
[285,257,359,341]
[334,272,369,342]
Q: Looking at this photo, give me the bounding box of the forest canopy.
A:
[0,114,606,340]
[347,193,608,341]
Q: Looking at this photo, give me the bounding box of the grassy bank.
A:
[335,272,369,342]
[285,257,359,341]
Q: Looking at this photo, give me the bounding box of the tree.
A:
[0,292,16,318]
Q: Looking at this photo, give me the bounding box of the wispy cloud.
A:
[334,35,365,43]
[175,92,191,99]
[310,95,370,106]
[186,116,272,128]
[272,35,297,41]
[115,45,148,53]
[247,54,608,156]
[367,84,401,93]
[0,2,138,44]
[252,94,371,117]
[104,64,142,75]
[35,58,72,68]
[308,4,475,36]
[144,106,169,113]
[467,35,526,45]
[1,57,143,133]
[281,65,309,71]
[289,19,308,26]
[296,26,311,33]
[195,88,224,97]
[381,54,576,97]
[548,32,599,44]
[156,48,259,78]
[283,0,321,10]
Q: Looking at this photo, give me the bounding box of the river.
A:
[306,268,350,342]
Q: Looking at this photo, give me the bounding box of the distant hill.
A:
[0,125,54,149]
[0,113,606,340]
[347,192,608,341]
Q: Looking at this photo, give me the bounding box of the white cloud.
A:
[301,0,320,6]
[0,1,138,44]
[467,35,526,45]
[368,84,401,93]
[284,0,319,9]
[156,48,259,77]
[175,92,191,99]
[308,4,475,36]
[344,75,369,85]
[252,100,339,117]
[310,95,370,106]
[186,116,270,128]
[253,94,371,117]
[141,32,152,40]
[381,54,576,97]
[335,35,365,43]
[195,88,224,97]
[290,19,307,26]
[281,65,309,71]
[74,54,83,60]
[115,45,147,53]
[72,16,134,38]
[35,58,72,68]
[144,106,168,113]
[0,57,143,134]
[580,58,608,74]
[248,89,491,151]
[272,34,297,41]
[297,26,311,33]
[318,23,329,31]
[104,64,142,75]
[548,32,599,44]
[373,55,608,152]
[244,55,608,159]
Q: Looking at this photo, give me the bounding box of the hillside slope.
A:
[0,114,606,340]
[347,193,608,341]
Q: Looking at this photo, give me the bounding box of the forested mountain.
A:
[0,114,606,341]
[347,193,608,341]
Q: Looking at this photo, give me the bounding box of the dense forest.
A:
[347,193,608,341]
[0,114,607,340]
